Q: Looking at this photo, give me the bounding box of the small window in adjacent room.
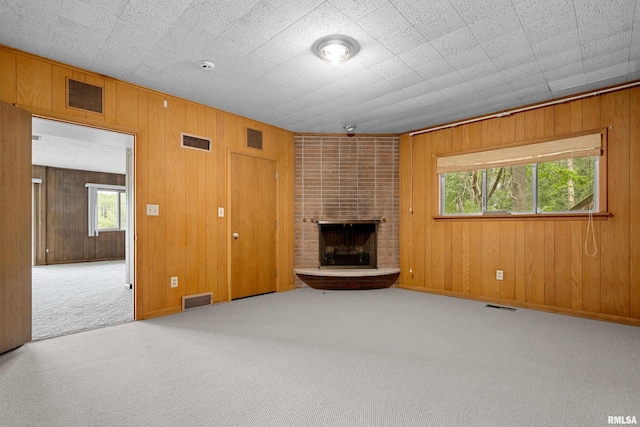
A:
[437,131,604,216]
[86,184,127,236]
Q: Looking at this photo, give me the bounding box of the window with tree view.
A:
[97,190,126,231]
[437,132,603,216]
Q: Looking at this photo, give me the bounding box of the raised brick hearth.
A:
[294,135,400,287]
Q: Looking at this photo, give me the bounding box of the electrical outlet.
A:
[170,276,178,288]
[496,270,504,281]
[147,204,159,216]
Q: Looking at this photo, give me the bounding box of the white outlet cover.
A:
[147,204,159,216]
[218,207,224,217]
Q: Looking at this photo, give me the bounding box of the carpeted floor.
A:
[2,287,638,426]
[32,260,134,340]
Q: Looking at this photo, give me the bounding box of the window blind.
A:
[435,132,602,175]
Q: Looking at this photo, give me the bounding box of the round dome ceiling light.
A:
[312,35,360,65]
[198,60,215,71]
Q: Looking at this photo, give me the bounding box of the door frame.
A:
[30,113,139,319]
[227,149,280,301]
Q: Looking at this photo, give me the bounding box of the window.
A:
[86,183,127,236]
[437,131,604,216]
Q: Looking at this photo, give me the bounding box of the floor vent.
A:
[182,292,212,311]
[247,128,263,149]
[485,304,517,312]
[67,78,103,113]
[181,133,211,152]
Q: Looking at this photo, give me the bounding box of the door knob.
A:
[232,233,239,239]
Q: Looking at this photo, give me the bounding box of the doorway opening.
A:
[31,118,135,340]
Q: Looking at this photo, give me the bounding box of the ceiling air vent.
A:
[247,128,263,150]
[181,133,211,152]
[67,78,103,114]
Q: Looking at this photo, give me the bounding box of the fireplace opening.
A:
[318,221,378,269]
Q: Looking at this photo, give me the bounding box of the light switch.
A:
[147,204,159,216]
[218,207,224,217]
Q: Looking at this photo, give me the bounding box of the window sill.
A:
[433,212,612,222]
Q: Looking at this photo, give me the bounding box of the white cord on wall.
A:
[584,209,598,258]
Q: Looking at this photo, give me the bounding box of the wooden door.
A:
[0,101,32,354]
[230,153,277,299]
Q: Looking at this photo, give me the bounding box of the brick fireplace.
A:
[294,135,399,287]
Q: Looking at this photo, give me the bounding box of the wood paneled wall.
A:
[0,46,295,319]
[32,165,125,265]
[400,88,640,326]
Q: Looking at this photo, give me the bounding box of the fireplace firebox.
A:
[318,220,378,269]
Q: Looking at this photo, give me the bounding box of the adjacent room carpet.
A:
[32,260,134,340]
[2,287,638,426]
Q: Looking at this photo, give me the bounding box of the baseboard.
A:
[140,306,181,320]
[398,285,640,327]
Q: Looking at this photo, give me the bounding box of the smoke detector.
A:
[198,60,215,71]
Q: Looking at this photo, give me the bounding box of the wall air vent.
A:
[182,292,213,310]
[181,133,211,152]
[67,78,103,114]
[247,128,263,150]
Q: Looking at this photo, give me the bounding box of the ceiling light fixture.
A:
[312,35,360,65]
[344,124,356,137]
[198,60,215,71]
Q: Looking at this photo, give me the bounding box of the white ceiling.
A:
[2,0,640,134]
[32,118,132,174]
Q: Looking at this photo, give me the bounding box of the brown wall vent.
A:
[247,128,263,150]
[182,292,213,310]
[181,133,211,152]
[67,78,104,114]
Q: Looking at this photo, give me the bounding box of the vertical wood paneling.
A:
[16,56,51,110]
[524,222,545,304]
[630,88,640,319]
[481,221,500,298]
[514,222,525,302]
[554,222,571,308]
[147,93,167,313]
[165,99,187,309]
[116,83,139,128]
[451,222,463,292]
[600,91,630,317]
[544,222,555,306]
[196,107,208,295]
[570,221,583,311]
[0,50,16,104]
[412,135,428,287]
[431,131,448,289]
[136,90,150,317]
[216,112,228,301]
[184,102,200,297]
[500,222,516,300]
[399,135,413,286]
[582,222,601,313]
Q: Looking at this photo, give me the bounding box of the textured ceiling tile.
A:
[389,0,452,19]
[0,10,55,56]
[508,73,547,91]
[240,0,292,38]
[414,59,455,80]
[581,31,632,60]
[201,39,249,69]
[261,66,297,85]
[431,27,479,57]
[482,28,531,59]
[327,0,389,21]
[351,42,394,67]
[575,0,635,43]
[583,49,629,73]
[179,1,235,38]
[449,0,512,24]
[284,77,321,95]
[50,17,109,66]
[414,90,450,106]
[530,30,580,58]
[446,45,490,69]
[468,6,522,43]
[537,48,583,73]
[217,21,270,53]
[386,70,425,90]
[252,39,299,65]
[522,10,576,45]
[59,0,118,34]
[427,71,465,90]
[458,60,499,81]
[380,25,427,55]
[370,57,411,79]
[543,62,584,82]
[547,74,587,92]
[402,80,437,97]
[210,0,258,19]
[500,61,542,83]
[514,0,575,26]
[412,5,466,41]
[467,73,509,93]
[232,54,278,76]
[439,81,480,101]
[398,43,442,69]
[357,2,410,39]
[120,0,191,32]
[586,74,628,90]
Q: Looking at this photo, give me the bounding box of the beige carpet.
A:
[2,287,639,426]
[32,260,134,340]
